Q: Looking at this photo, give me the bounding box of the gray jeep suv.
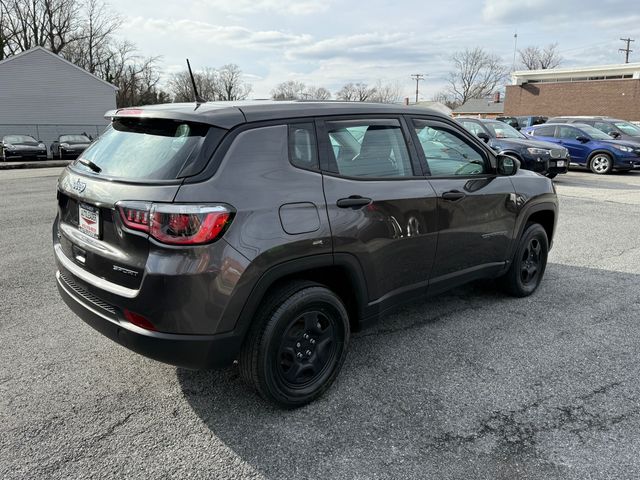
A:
[53,101,558,407]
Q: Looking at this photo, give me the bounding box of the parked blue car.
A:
[457,118,569,178]
[522,123,640,174]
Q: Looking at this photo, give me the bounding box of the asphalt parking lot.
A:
[1,168,639,479]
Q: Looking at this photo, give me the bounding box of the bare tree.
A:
[0,0,81,55]
[304,86,331,100]
[336,82,377,102]
[217,63,251,101]
[271,80,306,100]
[447,47,507,105]
[168,68,219,102]
[518,43,562,70]
[370,80,401,103]
[63,0,121,74]
[271,82,332,101]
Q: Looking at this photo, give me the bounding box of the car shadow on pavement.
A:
[177,263,640,480]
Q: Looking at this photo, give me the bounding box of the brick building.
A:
[505,63,640,121]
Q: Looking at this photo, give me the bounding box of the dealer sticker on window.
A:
[78,203,100,238]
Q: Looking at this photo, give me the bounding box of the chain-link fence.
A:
[0,124,108,158]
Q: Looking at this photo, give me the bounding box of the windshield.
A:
[75,118,210,180]
[614,122,640,136]
[483,121,525,139]
[4,135,37,144]
[578,125,615,140]
[60,135,91,143]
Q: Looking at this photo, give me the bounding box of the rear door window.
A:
[532,125,556,137]
[323,119,414,178]
[75,118,212,180]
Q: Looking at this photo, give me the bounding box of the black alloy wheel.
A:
[240,280,350,408]
[276,309,337,388]
[520,237,542,287]
[499,222,549,297]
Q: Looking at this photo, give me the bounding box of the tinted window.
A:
[574,125,613,140]
[557,126,581,139]
[613,121,640,135]
[76,118,210,180]
[325,120,413,178]
[484,121,525,139]
[593,121,616,135]
[4,135,37,144]
[60,135,91,143]
[459,120,485,136]
[289,123,318,170]
[413,120,486,177]
[532,125,556,137]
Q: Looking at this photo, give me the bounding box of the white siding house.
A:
[0,46,117,153]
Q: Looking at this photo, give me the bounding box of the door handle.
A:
[337,196,372,208]
[441,190,466,201]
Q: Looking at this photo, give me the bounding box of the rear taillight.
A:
[117,202,232,245]
[119,203,151,232]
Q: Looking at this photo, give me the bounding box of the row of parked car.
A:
[463,115,640,176]
[0,134,92,161]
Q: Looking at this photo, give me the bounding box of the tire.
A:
[589,153,613,174]
[240,280,350,408]
[499,223,549,297]
[545,172,558,179]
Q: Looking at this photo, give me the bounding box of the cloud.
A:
[196,0,332,15]
[124,17,313,50]
[482,0,629,24]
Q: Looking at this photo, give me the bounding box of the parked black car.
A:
[51,134,92,159]
[546,116,640,143]
[496,116,548,129]
[1,135,47,161]
[54,102,558,407]
[457,117,569,178]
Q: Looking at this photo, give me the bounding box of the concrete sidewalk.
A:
[0,159,71,170]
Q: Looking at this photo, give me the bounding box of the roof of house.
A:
[0,46,117,90]
[453,98,504,115]
[511,62,640,85]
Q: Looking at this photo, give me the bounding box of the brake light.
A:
[117,202,232,245]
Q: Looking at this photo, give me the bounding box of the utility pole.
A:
[410,74,425,104]
[619,37,634,63]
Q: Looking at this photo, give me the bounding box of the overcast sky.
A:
[108,0,640,100]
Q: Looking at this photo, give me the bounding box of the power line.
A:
[619,37,634,63]
[410,74,425,104]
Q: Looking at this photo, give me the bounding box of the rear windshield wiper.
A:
[78,158,102,173]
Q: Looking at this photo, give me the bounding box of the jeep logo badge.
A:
[72,179,86,193]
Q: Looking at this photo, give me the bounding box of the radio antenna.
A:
[186,59,206,104]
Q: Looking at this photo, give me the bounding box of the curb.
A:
[0,160,72,170]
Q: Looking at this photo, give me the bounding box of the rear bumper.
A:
[4,151,47,160]
[56,269,243,369]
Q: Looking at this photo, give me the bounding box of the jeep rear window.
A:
[74,118,210,180]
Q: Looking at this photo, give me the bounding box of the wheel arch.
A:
[233,254,370,342]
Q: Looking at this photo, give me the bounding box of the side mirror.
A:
[576,136,590,143]
[610,132,621,139]
[497,154,519,176]
[477,132,490,143]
